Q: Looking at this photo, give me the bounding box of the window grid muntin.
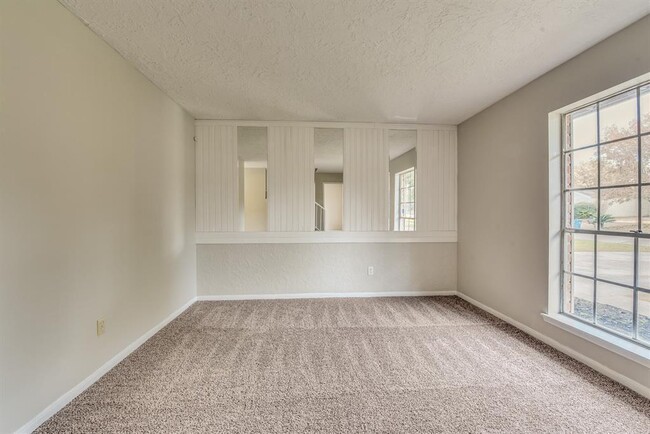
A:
[561,81,649,347]
[397,168,416,231]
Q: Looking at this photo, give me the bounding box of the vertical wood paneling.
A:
[343,128,390,231]
[195,124,238,231]
[267,126,315,231]
[195,121,456,234]
[417,129,457,231]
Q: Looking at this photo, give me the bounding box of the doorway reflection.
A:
[314,128,344,231]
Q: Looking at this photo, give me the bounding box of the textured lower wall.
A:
[198,243,456,295]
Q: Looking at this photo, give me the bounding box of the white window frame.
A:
[545,73,650,367]
[395,167,416,231]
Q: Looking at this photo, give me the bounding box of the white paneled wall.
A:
[343,128,390,231]
[195,121,457,238]
[267,126,315,231]
[195,124,239,231]
[417,129,457,231]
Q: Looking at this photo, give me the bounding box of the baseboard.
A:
[16,297,197,434]
[456,292,650,399]
[197,290,457,301]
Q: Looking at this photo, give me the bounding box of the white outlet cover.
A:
[368,266,374,276]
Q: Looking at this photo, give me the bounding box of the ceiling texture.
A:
[59,0,649,124]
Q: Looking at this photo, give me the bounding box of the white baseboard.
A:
[16,297,197,434]
[456,292,650,399]
[197,290,457,301]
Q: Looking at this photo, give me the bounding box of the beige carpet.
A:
[36,296,649,433]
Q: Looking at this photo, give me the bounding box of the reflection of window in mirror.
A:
[238,127,268,231]
[314,128,343,231]
[389,130,417,231]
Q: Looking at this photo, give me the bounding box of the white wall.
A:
[195,124,238,232]
[198,243,456,296]
[457,16,650,391]
[267,126,315,232]
[0,1,196,432]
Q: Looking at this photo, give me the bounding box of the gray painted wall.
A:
[198,243,456,295]
[457,16,650,390]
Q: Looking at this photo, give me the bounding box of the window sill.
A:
[542,313,650,368]
[196,230,457,244]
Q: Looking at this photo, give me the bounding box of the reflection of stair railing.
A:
[315,202,325,231]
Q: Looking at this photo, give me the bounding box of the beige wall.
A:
[0,1,196,432]
[198,243,456,296]
[457,16,650,390]
[244,168,268,231]
[315,172,343,206]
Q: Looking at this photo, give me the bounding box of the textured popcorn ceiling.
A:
[59,0,649,124]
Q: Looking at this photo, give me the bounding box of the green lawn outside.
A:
[574,239,650,252]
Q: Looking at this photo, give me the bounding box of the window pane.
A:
[638,291,650,343]
[564,233,594,277]
[402,171,414,188]
[639,239,650,290]
[400,187,414,202]
[641,83,649,134]
[600,187,637,232]
[642,186,650,233]
[565,147,597,189]
[597,235,634,286]
[642,135,650,184]
[563,273,593,322]
[567,105,597,150]
[565,190,597,229]
[401,203,414,218]
[599,139,638,187]
[599,89,637,142]
[596,281,634,336]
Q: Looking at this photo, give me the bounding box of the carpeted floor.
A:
[36,296,649,433]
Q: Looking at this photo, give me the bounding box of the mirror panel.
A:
[389,130,417,231]
[314,128,344,231]
[238,126,268,231]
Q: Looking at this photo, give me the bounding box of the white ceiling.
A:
[59,0,649,124]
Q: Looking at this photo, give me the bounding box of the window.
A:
[562,82,650,346]
[396,168,416,231]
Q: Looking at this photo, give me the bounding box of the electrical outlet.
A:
[96,319,105,336]
[367,266,374,276]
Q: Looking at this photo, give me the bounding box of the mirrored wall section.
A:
[196,121,457,236]
[389,130,417,231]
[238,127,268,231]
[314,128,344,231]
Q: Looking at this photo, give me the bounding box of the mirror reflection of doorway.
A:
[323,182,343,231]
[314,128,344,231]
